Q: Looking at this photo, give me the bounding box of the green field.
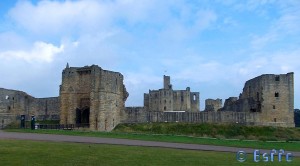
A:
[6,128,300,151]
[0,139,299,166]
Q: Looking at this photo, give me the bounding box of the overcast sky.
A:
[0,0,299,110]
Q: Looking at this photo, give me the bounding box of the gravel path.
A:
[0,130,299,157]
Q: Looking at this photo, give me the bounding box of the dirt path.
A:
[0,130,299,157]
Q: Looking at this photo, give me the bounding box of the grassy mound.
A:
[114,123,300,141]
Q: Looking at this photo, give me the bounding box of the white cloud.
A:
[0,41,64,63]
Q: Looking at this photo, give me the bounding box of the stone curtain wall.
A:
[123,109,255,124]
[123,107,147,123]
[123,110,292,127]
[30,97,60,120]
[0,88,60,128]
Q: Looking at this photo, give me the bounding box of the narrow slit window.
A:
[275,92,279,97]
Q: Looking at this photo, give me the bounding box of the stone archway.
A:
[76,107,90,127]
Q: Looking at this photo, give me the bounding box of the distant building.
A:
[143,75,200,112]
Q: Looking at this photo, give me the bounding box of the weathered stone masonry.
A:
[125,73,295,127]
[0,88,59,128]
[60,64,128,131]
[0,64,295,130]
[144,75,200,112]
[221,72,294,127]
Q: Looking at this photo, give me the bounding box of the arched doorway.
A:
[76,107,90,127]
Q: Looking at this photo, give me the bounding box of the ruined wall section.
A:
[205,98,222,111]
[242,73,294,127]
[147,90,160,111]
[146,89,173,112]
[173,88,191,111]
[29,97,60,120]
[123,107,147,123]
[144,75,200,112]
[190,92,200,112]
[96,69,127,131]
[0,88,59,128]
[221,73,294,127]
[143,93,149,111]
[122,109,261,125]
[159,89,173,111]
[222,97,256,113]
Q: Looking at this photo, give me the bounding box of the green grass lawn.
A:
[0,139,299,166]
[6,129,300,151]
[114,123,300,141]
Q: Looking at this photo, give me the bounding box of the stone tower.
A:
[222,72,294,127]
[164,75,172,89]
[59,64,128,131]
[241,72,294,127]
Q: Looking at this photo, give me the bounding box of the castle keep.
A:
[144,75,199,112]
[0,64,295,130]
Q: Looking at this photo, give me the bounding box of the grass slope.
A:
[0,139,299,166]
[114,123,300,141]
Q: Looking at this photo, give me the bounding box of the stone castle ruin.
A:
[221,73,294,127]
[0,64,295,131]
[204,98,222,112]
[60,64,128,131]
[123,73,295,127]
[144,75,200,112]
[0,88,59,129]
